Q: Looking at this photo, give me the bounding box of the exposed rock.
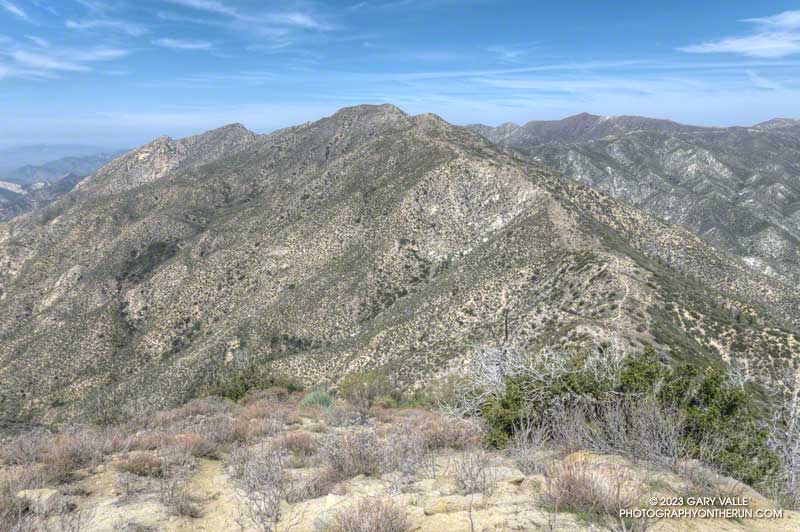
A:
[422,493,486,515]
[1,105,798,422]
[469,115,800,286]
[16,487,61,513]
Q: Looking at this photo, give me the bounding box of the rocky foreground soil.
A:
[2,390,797,532]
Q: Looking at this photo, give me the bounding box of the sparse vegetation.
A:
[326,498,412,532]
[321,428,382,479]
[301,390,334,409]
[455,342,781,486]
[337,371,392,416]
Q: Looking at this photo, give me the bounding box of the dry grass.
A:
[116,453,164,478]
[408,411,484,451]
[453,448,495,496]
[281,431,319,457]
[542,460,651,531]
[289,467,341,503]
[144,397,233,430]
[326,497,411,532]
[40,432,101,483]
[0,431,47,466]
[241,387,290,405]
[133,431,174,451]
[1,465,45,529]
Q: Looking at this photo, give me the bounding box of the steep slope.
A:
[468,117,800,285]
[1,105,797,423]
[467,112,713,147]
[0,174,89,222]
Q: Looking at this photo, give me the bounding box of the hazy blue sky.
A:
[2,0,800,147]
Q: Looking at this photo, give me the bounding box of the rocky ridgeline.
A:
[0,105,798,423]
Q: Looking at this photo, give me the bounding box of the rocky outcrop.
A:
[0,105,798,422]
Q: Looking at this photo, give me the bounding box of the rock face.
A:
[468,115,800,286]
[0,104,798,422]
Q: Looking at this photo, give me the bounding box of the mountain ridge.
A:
[467,114,800,286]
[1,104,797,423]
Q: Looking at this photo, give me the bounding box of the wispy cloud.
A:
[26,35,49,47]
[165,0,333,31]
[0,39,130,79]
[680,10,800,58]
[12,50,88,72]
[0,0,32,22]
[66,18,148,37]
[746,70,784,90]
[485,43,540,63]
[153,37,213,51]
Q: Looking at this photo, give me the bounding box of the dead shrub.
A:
[238,405,287,438]
[40,432,101,482]
[289,468,341,503]
[281,431,318,457]
[326,497,411,532]
[411,412,484,450]
[99,427,136,455]
[133,431,173,451]
[225,445,250,480]
[116,453,164,477]
[158,454,200,519]
[114,472,145,501]
[1,465,45,530]
[173,433,222,460]
[510,417,552,475]
[324,405,364,427]
[238,401,273,421]
[146,397,232,429]
[0,430,48,466]
[195,415,243,450]
[453,448,495,496]
[380,426,426,487]
[321,429,381,479]
[233,445,302,532]
[543,461,652,531]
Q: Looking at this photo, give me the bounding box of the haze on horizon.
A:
[2,0,800,148]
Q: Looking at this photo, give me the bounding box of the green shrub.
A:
[301,390,333,409]
[374,395,398,409]
[479,346,779,486]
[204,362,302,402]
[337,371,392,415]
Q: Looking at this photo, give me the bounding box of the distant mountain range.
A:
[0,151,125,221]
[468,113,800,286]
[1,105,797,422]
[0,144,119,175]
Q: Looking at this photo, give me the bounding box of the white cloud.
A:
[745,11,800,30]
[165,0,332,31]
[0,0,31,22]
[153,38,213,51]
[66,18,148,36]
[680,10,800,58]
[746,70,784,90]
[12,50,88,72]
[0,40,130,79]
[26,35,49,47]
